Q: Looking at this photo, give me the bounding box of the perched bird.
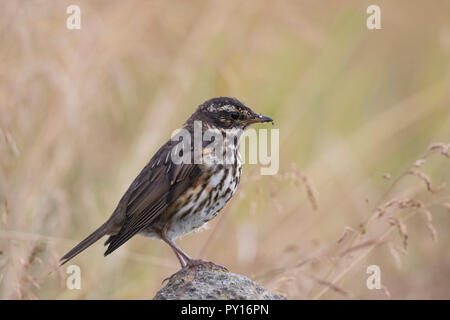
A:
[60,97,273,268]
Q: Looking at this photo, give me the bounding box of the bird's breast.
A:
[164,158,242,240]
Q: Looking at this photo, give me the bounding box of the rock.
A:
[153,263,286,300]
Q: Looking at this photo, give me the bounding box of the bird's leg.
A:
[161,227,227,272]
[162,237,227,271]
[161,228,195,283]
[161,234,188,268]
[161,226,192,268]
[169,243,187,268]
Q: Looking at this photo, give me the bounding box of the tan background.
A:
[1,0,450,299]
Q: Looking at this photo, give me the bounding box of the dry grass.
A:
[1,0,450,299]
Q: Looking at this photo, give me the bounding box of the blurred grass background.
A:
[1,0,450,299]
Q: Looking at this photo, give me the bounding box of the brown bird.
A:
[60,97,273,268]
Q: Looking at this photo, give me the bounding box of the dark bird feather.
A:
[60,97,273,267]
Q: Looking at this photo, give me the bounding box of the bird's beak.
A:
[248,114,274,125]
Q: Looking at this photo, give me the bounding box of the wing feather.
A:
[104,141,202,255]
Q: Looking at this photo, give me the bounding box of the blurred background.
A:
[1,0,450,299]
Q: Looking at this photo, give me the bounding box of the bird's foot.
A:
[161,260,228,284]
[185,259,228,272]
[162,267,189,284]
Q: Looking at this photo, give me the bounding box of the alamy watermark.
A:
[170,121,279,175]
[366,265,381,290]
[66,5,81,30]
[66,264,81,290]
[366,5,381,30]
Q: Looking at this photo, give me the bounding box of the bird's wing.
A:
[104,140,203,255]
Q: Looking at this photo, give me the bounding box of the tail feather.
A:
[60,222,110,266]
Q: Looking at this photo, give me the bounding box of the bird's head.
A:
[189,97,273,130]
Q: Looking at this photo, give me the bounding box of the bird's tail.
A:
[60,222,110,266]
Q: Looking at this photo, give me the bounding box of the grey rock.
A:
[153,263,286,300]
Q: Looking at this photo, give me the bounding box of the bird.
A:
[60,97,273,269]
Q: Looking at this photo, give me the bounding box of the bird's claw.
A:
[186,259,228,271]
[161,260,228,284]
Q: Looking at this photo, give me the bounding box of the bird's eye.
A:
[231,112,240,120]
